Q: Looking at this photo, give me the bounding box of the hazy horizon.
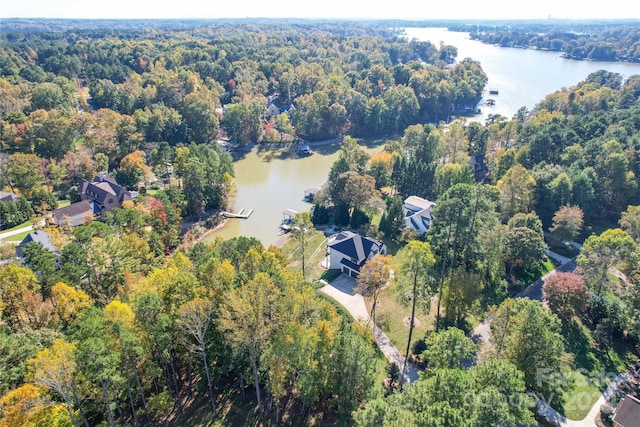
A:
[1,0,637,21]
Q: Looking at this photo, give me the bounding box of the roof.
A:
[0,191,19,202]
[283,209,297,217]
[328,231,384,265]
[79,174,131,208]
[340,257,362,272]
[404,196,435,211]
[52,200,93,226]
[614,395,640,427]
[17,230,57,257]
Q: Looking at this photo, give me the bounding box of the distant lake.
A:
[403,27,640,122]
[205,28,640,247]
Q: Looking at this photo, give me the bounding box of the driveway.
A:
[0,224,36,241]
[319,273,420,384]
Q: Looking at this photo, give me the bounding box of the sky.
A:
[1,0,637,21]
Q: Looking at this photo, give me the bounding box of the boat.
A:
[304,187,319,202]
[280,208,297,233]
[297,143,313,156]
[486,98,496,106]
[489,88,499,95]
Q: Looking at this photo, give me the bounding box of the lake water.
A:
[203,139,386,246]
[206,27,640,247]
[403,27,640,122]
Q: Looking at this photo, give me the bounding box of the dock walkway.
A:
[221,208,254,219]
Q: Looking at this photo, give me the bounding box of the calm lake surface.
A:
[204,139,386,246]
[403,27,640,122]
[206,27,640,247]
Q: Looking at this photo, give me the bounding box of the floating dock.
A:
[222,208,254,219]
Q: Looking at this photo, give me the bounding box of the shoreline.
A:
[191,217,291,249]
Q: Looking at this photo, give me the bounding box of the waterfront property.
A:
[280,208,297,233]
[403,196,435,235]
[297,143,313,156]
[304,187,320,202]
[326,231,386,278]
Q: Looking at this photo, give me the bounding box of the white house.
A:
[403,196,435,235]
[327,231,386,278]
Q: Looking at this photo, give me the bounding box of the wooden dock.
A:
[221,208,254,219]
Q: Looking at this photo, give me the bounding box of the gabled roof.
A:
[0,191,19,202]
[404,196,435,212]
[328,231,383,266]
[79,174,131,208]
[52,200,93,226]
[614,395,640,427]
[16,230,57,257]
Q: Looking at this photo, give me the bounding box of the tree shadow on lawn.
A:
[560,316,634,386]
[561,317,602,375]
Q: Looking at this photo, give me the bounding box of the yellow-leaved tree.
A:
[28,339,86,427]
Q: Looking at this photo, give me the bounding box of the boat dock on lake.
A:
[222,208,254,219]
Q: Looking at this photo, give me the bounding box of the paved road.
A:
[0,224,36,241]
[319,274,420,384]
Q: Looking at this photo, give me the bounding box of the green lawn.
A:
[1,219,34,233]
[559,316,636,420]
[279,229,329,281]
[1,230,31,243]
[362,244,435,358]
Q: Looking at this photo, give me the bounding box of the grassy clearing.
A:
[559,316,636,420]
[362,244,435,357]
[366,278,435,358]
[1,219,34,233]
[279,229,329,281]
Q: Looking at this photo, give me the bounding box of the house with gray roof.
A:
[51,200,94,228]
[79,174,132,215]
[326,231,386,278]
[403,196,435,235]
[613,394,640,427]
[0,191,19,203]
[16,230,58,258]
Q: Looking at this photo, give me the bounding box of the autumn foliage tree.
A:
[549,205,584,243]
[543,272,588,318]
[356,254,393,325]
[116,150,151,190]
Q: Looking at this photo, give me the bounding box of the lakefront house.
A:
[326,231,386,278]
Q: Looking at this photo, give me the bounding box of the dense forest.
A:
[2,18,640,427]
[457,21,640,62]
